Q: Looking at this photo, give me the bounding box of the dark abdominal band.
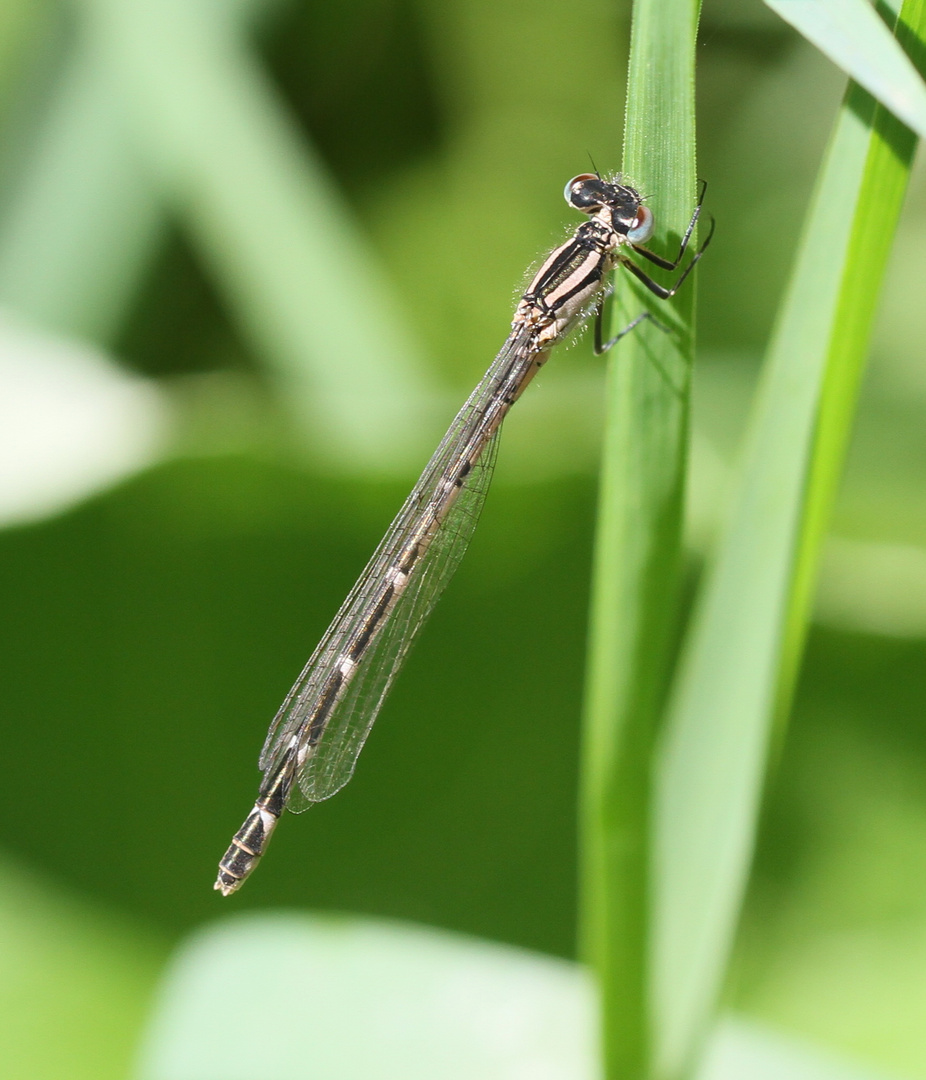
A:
[308,670,344,744]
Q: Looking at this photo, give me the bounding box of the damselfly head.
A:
[564,173,619,210]
[563,173,653,243]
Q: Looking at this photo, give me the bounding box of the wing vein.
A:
[258,324,540,807]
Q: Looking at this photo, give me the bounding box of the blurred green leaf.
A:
[0,1,284,343]
[135,913,597,1080]
[0,314,168,526]
[0,855,165,1080]
[579,0,700,1075]
[77,0,436,470]
[133,913,903,1080]
[698,1018,904,1080]
[0,33,162,343]
[652,2,924,1077]
[765,0,926,139]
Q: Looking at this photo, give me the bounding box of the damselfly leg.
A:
[594,181,714,353]
[631,178,709,270]
[593,305,671,354]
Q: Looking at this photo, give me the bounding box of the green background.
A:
[1,0,925,1076]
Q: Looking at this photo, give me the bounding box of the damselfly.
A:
[215,172,713,895]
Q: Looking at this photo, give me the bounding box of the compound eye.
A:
[627,205,654,243]
[564,173,602,210]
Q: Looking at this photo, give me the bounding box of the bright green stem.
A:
[579,1,701,1077]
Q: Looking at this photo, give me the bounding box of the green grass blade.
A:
[579,1,701,1076]
[651,3,925,1077]
[765,0,926,140]
[0,31,162,343]
[0,0,278,346]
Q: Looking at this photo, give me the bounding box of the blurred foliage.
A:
[0,457,594,948]
[0,0,925,1077]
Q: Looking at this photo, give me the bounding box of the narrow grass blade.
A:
[78,0,435,471]
[0,0,279,345]
[579,0,701,1075]
[651,3,925,1078]
[765,0,926,140]
[0,31,162,343]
